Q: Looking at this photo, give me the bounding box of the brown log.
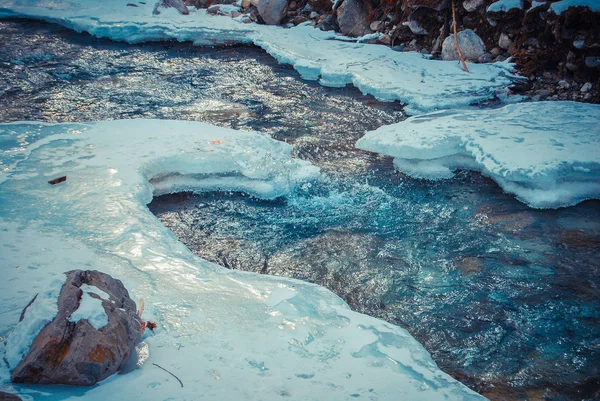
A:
[48,176,67,185]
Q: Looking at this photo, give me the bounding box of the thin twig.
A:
[153,363,184,388]
[452,0,470,73]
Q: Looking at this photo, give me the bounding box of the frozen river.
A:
[2,19,599,401]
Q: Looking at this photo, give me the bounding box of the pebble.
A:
[580,82,592,93]
[535,89,551,98]
[585,56,600,69]
[558,80,570,89]
[370,21,384,31]
[309,11,319,18]
[498,33,512,50]
[378,34,392,45]
[565,62,578,72]
[490,47,502,57]
[478,52,493,63]
[573,39,585,49]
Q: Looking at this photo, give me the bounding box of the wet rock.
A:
[441,29,485,62]
[403,19,428,35]
[153,0,189,15]
[585,56,600,69]
[10,270,143,386]
[378,34,392,45]
[565,62,578,72]
[309,11,319,18]
[258,0,288,25]
[370,20,384,32]
[317,15,338,31]
[336,0,369,37]
[490,47,502,57]
[580,82,592,93]
[498,32,512,50]
[293,15,309,25]
[558,80,570,89]
[478,52,493,63]
[462,0,484,12]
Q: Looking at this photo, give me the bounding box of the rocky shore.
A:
[156,0,600,104]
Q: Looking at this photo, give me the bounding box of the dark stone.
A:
[0,392,22,401]
[317,15,338,32]
[336,0,369,37]
[10,270,143,386]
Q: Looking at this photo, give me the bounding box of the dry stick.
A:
[153,363,184,388]
[137,298,145,318]
[452,0,470,73]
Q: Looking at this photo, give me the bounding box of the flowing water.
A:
[2,19,599,401]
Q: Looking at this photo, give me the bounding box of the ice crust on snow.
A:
[0,120,484,400]
[356,101,600,209]
[0,0,517,113]
[67,284,110,330]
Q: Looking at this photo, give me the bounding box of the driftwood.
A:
[48,176,67,185]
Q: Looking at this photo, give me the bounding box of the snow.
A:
[550,0,600,14]
[0,120,484,400]
[67,285,110,330]
[356,101,600,209]
[0,0,518,113]
[487,0,524,12]
[3,278,63,370]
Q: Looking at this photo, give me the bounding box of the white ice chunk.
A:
[4,278,63,370]
[0,0,518,113]
[357,101,600,209]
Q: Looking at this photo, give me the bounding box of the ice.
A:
[356,101,600,209]
[0,120,483,400]
[549,0,600,14]
[487,0,524,12]
[0,0,517,113]
[67,284,110,330]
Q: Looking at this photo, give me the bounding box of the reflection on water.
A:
[2,18,599,401]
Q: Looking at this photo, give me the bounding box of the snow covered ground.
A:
[0,120,485,400]
[0,0,517,113]
[356,101,600,209]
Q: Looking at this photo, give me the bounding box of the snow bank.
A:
[356,101,600,209]
[487,0,524,12]
[3,279,63,370]
[549,0,600,14]
[0,0,517,113]
[0,120,484,400]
